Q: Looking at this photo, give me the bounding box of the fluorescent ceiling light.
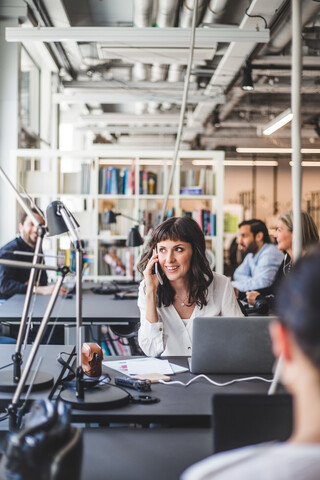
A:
[5,27,269,47]
[289,161,320,167]
[236,147,320,154]
[263,108,293,136]
[192,160,215,165]
[225,160,278,166]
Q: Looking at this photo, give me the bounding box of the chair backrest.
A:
[212,393,293,453]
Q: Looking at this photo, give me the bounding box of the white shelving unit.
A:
[13,149,225,280]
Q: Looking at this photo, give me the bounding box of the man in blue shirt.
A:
[232,219,283,298]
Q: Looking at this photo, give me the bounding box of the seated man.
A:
[232,219,283,298]
[0,208,61,299]
[0,208,66,343]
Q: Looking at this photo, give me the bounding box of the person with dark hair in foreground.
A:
[232,219,283,299]
[182,247,320,480]
[137,216,243,357]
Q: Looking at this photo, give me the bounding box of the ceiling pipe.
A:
[180,0,207,28]
[263,0,320,53]
[202,0,228,24]
[132,0,154,116]
[25,0,77,79]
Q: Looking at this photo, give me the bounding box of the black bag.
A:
[1,400,82,480]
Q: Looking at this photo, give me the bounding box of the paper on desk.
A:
[127,358,173,375]
[103,357,188,376]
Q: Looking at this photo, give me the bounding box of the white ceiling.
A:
[14,0,320,156]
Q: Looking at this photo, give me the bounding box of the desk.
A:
[68,357,278,427]
[81,427,212,480]
[0,288,140,344]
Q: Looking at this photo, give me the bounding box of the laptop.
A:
[212,393,293,453]
[189,316,276,374]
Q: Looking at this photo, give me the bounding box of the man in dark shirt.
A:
[0,208,67,343]
[0,209,66,299]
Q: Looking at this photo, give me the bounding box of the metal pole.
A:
[159,0,198,222]
[291,0,302,259]
[10,274,66,422]
[0,167,41,228]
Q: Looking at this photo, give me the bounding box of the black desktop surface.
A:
[68,357,286,427]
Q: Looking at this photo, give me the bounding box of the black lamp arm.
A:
[117,212,144,225]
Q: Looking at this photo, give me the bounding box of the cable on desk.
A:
[0,361,14,371]
[159,374,273,387]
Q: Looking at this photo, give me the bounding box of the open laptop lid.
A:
[190,316,276,374]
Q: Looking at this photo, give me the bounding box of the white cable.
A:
[159,374,273,387]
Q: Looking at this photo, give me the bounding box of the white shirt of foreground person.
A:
[181,442,320,480]
[138,273,243,357]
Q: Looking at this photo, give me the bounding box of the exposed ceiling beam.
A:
[78,113,181,125]
[76,125,204,135]
[253,55,320,67]
[63,81,201,91]
[6,26,270,46]
[53,92,226,105]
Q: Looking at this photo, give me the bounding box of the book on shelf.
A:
[99,166,135,195]
[180,167,215,195]
[182,209,216,236]
[180,186,202,195]
[139,171,158,195]
[80,162,91,194]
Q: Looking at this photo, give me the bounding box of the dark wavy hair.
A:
[238,219,271,243]
[276,245,320,369]
[137,216,214,308]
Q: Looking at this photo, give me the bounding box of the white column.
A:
[0,16,20,245]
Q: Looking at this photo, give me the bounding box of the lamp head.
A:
[104,210,118,224]
[127,226,143,247]
[241,63,254,91]
[46,201,79,237]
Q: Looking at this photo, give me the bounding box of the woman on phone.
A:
[137,216,243,357]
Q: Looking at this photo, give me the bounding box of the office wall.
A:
[225,159,320,227]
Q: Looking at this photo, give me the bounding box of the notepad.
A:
[127,358,174,375]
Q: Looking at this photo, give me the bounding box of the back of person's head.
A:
[238,219,271,244]
[278,210,319,251]
[276,246,320,369]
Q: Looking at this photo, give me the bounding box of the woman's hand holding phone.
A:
[144,247,163,288]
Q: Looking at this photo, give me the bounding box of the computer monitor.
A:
[212,393,293,453]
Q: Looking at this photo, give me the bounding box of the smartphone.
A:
[152,247,163,285]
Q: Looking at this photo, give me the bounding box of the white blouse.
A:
[137,273,243,357]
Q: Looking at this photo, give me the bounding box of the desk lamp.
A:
[48,202,129,409]
[127,225,143,283]
[0,167,61,393]
[105,209,144,283]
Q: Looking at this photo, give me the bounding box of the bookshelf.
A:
[13,149,225,280]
